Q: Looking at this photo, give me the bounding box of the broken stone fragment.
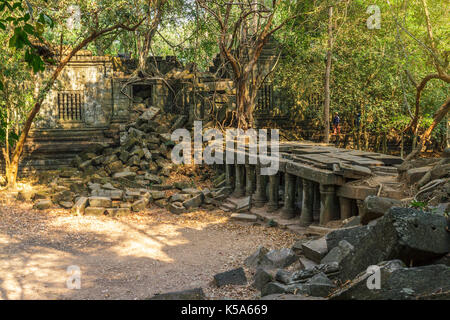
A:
[72,197,88,216]
[214,267,247,287]
[131,199,146,212]
[144,173,162,184]
[325,225,370,251]
[245,246,269,268]
[168,202,187,215]
[112,171,137,179]
[34,199,52,210]
[59,201,74,209]
[291,262,340,282]
[182,193,204,209]
[89,196,112,208]
[260,248,298,269]
[169,193,191,203]
[321,240,354,265]
[337,207,450,282]
[149,190,165,200]
[329,260,450,300]
[84,207,106,216]
[252,268,273,291]
[360,196,402,225]
[306,272,336,297]
[301,237,328,263]
[275,269,293,284]
[105,207,131,217]
[139,107,160,121]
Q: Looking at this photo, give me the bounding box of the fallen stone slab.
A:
[139,107,160,121]
[302,237,328,263]
[105,207,131,217]
[261,282,309,297]
[321,240,354,265]
[291,262,340,282]
[59,201,74,209]
[230,213,257,222]
[325,225,370,251]
[307,272,336,297]
[131,199,146,212]
[252,268,273,291]
[84,207,106,216]
[229,196,251,212]
[169,193,191,203]
[148,288,205,300]
[406,166,432,184]
[149,190,165,200]
[183,193,204,209]
[330,260,450,300]
[168,202,187,215]
[275,269,293,284]
[214,267,247,287]
[34,199,52,210]
[89,196,112,208]
[113,171,137,179]
[262,248,298,269]
[338,207,450,281]
[360,196,402,225]
[245,246,269,268]
[72,197,88,216]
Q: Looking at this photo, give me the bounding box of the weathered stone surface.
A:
[140,107,160,121]
[214,267,247,287]
[183,193,204,209]
[331,261,450,300]
[321,240,354,265]
[325,225,370,251]
[360,196,402,225]
[275,269,293,284]
[337,184,377,200]
[131,199,146,212]
[89,196,112,208]
[245,246,269,268]
[34,199,52,210]
[307,272,336,297]
[302,238,328,263]
[148,288,205,300]
[85,207,106,216]
[144,173,161,184]
[60,201,74,209]
[291,262,340,282]
[406,166,432,184]
[261,282,289,297]
[168,202,187,215]
[149,190,165,200]
[262,248,298,269]
[113,171,137,179]
[105,207,131,217]
[338,207,450,281]
[230,213,257,222]
[169,193,191,203]
[252,268,273,291]
[72,197,88,215]
[229,196,251,212]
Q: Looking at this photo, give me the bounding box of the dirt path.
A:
[0,199,299,300]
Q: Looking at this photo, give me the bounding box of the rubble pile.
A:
[23,106,232,216]
[239,206,449,300]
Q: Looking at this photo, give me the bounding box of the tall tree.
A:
[196,0,308,129]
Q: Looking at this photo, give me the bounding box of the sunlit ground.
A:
[0,196,298,300]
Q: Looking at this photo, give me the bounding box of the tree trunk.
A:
[323,6,333,144]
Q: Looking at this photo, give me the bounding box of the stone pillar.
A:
[299,179,314,226]
[234,164,245,197]
[267,173,279,212]
[351,200,359,217]
[339,197,352,220]
[313,183,321,220]
[281,173,297,219]
[245,165,255,196]
[254,165,267,207]
[225,164,234,188]
[320,184,339,225]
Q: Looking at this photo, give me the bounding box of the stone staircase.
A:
[1,127,119,175]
